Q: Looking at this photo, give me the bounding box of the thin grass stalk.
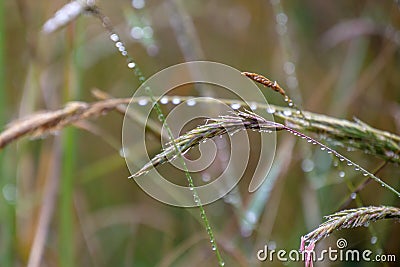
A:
[340,165,386,256]
[300,206,400,267]
[59,20,84,267]
[270,0,303,104]
[143,88,225,266]
[27,138,61,267]
[240,138,295,237]
[0,0,15,265]
[302,206,400,245]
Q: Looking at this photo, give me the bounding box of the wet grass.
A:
[2,1,400,266]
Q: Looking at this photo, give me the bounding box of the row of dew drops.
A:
[134,94,299,115]
[129,92,400,198]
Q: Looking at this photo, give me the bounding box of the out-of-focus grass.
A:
[59,18,85,267]
[2,0,400,266]
[0,0,16,266]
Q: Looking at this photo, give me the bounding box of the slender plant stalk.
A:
[300,206,400,267]
[0,0,15,265]
[144,89,225,266]
[302,206,400,245]
[59,19,84,267]
[27,139,61,267]
[339,169,386,257]
[339,161,388,209]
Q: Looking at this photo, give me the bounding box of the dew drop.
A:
[339,158,345,162]
[230,103,241,110]
[130,26,144,40]
[119,148,127,158]
[268,241,277,250]
[276,12,288,25]
[283,61,295,75]
[339,171,345,178]
[363,173,369,177]
[212,245,216,251]
[172,97,181,105]
[301,158,314,173]
[283,110,292,116]
[245,211,257,224]
[186,99,196,106]
[364,222,370,227]
[143,26,154,39]
[2,183,17,203]
[320,147,326,151]
[160,97,168,104]
[110,33,119,42]
[132,0,145,9]
[266,107,275,114]
[202,173,211,182]
[347,162,353,166]
[128,62,136,69]
[138,98,148,106]
[354,167,360,171]
[288,101,294,107]
[350,193,357,199]
[370,236,378,244]
[249,102,258,110]
[284,96,289,102]
[189,187,194,191]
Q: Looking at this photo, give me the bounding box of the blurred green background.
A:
[1,0,400,266]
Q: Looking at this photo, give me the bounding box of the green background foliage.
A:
[1,0,400,266]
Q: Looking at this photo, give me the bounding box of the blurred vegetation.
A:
[1,0,400,266]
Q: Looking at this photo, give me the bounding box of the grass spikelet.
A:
[241,72,287,97]
[302,206,400,245]
[131,110,284,178]
[42,0,94,33]
[133,109,400,198]
[0,99,130,149]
